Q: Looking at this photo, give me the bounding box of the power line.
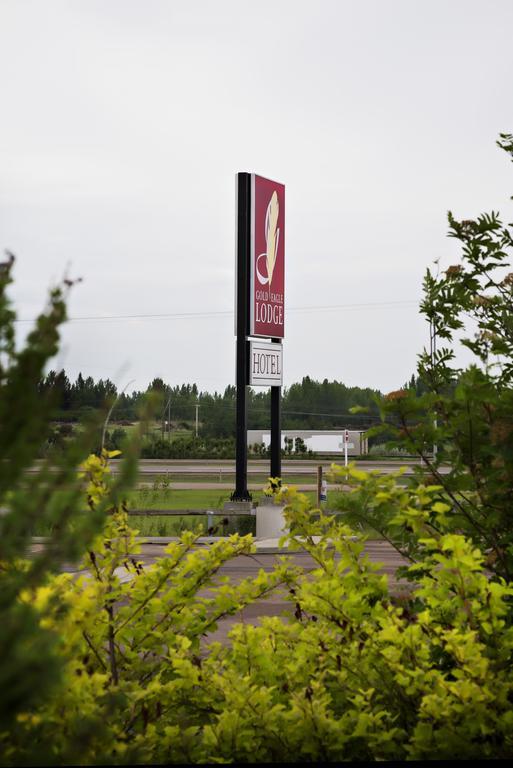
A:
[116,399,381,420]
[14,299,419,324]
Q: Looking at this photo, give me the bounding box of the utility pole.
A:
[163,394,172,441]
[195,403,199,437]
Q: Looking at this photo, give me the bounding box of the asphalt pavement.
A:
[115,459,446,475]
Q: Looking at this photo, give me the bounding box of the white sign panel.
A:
[249,340,283,387]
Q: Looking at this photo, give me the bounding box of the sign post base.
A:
[256,503,287,539]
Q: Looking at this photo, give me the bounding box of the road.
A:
[23,458,449,493]
[111,458,449,476]
[114,458,448,491]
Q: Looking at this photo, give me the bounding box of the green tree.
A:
[0,254,137,734]
[335,134,513,581]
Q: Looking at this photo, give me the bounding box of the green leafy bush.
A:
[343,134,513,581]
[0,253,141,741]
[4,478,513,763]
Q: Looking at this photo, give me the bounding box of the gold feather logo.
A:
[265,191,279,286]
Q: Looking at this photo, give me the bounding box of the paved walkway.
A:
[137,482,329,491]
[32,538,409,646]
[198,540,410,646]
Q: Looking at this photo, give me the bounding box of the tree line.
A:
[39,371,383,435]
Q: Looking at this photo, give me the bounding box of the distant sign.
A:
[249,340,283,387]
[250,174,285,338]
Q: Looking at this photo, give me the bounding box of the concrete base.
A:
[256,503,287,539]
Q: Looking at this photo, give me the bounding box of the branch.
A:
[106,603,119,685]
[114,539,196,636]
[82,630,107,671]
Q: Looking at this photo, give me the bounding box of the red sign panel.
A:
[250,174,285,338]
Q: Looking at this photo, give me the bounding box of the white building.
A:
[247,429,368,455]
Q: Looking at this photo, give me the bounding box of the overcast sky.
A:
[1,0,512,396]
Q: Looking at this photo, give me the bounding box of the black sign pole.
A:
[270,339,282,479]
[232,172,251,501]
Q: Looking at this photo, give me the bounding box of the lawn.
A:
[135,473,322,486]
[128,514,255,537]
[29,488,381,538]
[127,487,317,510]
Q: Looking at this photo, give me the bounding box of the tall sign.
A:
[250,175,285,339]
[233,173,285,501]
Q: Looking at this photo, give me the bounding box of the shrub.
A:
[4,476,513,763]
[358,134,513,581]
[2,455,295,765]
[0,254,138,737]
